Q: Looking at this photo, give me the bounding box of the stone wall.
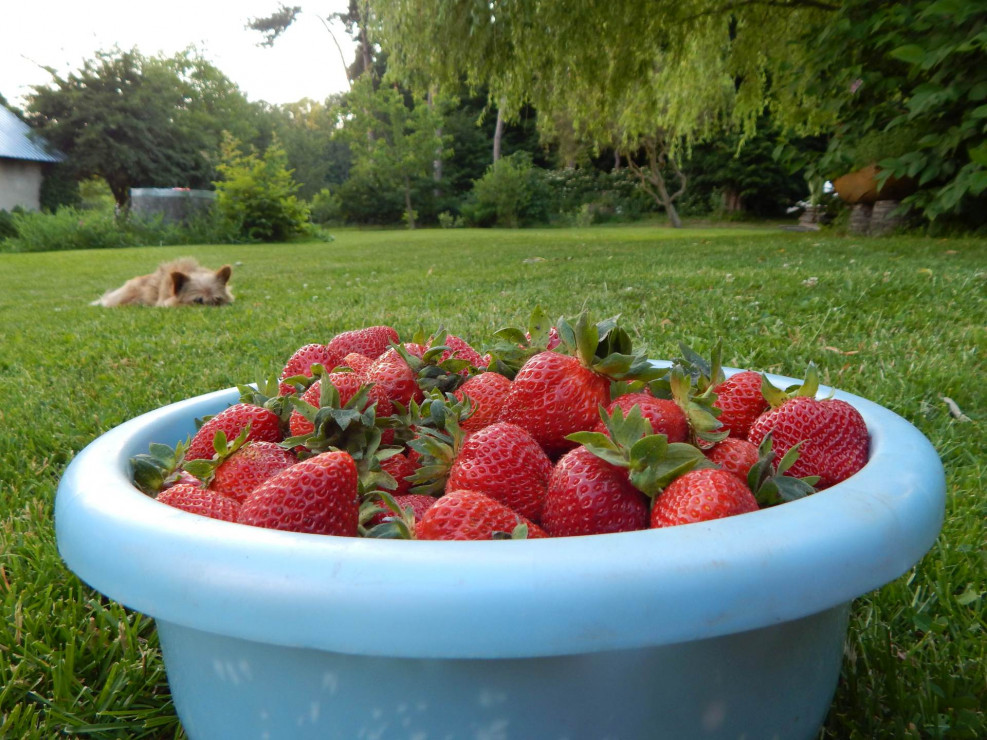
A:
[0,159,44,211]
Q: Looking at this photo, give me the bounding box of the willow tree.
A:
[375,0,835,226]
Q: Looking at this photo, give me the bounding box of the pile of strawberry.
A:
[131,309,870,541]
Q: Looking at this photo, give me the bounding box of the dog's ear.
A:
[215,265,232,285]
[170,271,190,295]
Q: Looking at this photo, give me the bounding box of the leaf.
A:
[889,44,928,67]
[967,141,987,167]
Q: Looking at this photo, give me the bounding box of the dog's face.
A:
[168,265,234,306]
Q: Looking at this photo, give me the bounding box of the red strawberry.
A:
[705,437,759,481]
[427,334,487,372]
[541,446,649,537]
[415,489,547,540]
[650,468,759,528]
[279,343,333,395]
[238,450,359,536]
[498,313,660,457]
[186,404,282,461]
[594,393,688,443]
[748,395,868,489]
[379,451,417,496]
[209,441,296,503]
[713,370,768,438]
[366,346,424,407]
[446,422,553,523]
[156,483,241,523]
[499,351,611,457]
[334,352,374,378]
[454,372,512,433]
[325,325,399,368]
[366,493,436,528]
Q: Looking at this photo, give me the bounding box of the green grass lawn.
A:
[1,223,984,738]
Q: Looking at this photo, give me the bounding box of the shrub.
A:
[214,133,310,242]
[308,188,342,225]
[462,152,551,227]
[1,207,132,253]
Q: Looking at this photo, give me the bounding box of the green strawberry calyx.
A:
[567,405,713,498]
[130,438,193,495]
[761,361,832,409]
[484,305,556,378]
[747,433,820,506]
[360,490,417,539]
[557,310,665,382]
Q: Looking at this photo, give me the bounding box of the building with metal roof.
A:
[1,105,64,211]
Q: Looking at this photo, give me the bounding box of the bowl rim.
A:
[55,366,945,659]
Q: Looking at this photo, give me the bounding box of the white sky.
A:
[1,2,355,108]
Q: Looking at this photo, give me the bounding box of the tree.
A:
[375,1,832,226]
[26,48,262,208]
[267,96,352,199]
[214,133,309,241]
[340,76,450,228]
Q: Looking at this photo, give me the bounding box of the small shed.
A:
[0,106,63,211]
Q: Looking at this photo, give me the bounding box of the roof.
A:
[0,106,63,163]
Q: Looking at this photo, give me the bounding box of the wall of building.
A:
[0,159,44,211]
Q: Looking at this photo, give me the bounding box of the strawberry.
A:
[366,345,424,407]
[705,437,759,481]
[541,446,649,537]
[238,450,359,536]
[278,343,333,395]
[713,370,768,438]
[415,489,547,540]
[156,483,241,523]
[427,333,487,372]
[325,325,399,368]
[334,351,374,378]
[185,403,282,461]
[379,451,417,496]
[209,441,296,503]
[747,364,869,489]
[446,422,553,523]
[594,392,688,443]
[499,312,661,457]
[650,468,759,528]
[454,372,512,433]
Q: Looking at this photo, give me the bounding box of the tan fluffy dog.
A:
[92,258,234,307]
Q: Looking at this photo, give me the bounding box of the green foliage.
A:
[805,0,987,225]
[214,133,310,242]
[461,152,551,227]
[0,208,22,239]
[2,208,132,252]
[308,187,343,225]
[340,76,451,229]
[683,127,811,218]
[0,206,241,253]
[268,97,353,199]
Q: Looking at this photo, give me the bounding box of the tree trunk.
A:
[403,175,415,229]
[624,134,686,228]
[428,87,442,196]
[493,105,505,164]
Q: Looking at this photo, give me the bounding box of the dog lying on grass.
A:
[92,258,234,307]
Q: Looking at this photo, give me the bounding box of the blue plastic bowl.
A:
[55,369,945,739]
